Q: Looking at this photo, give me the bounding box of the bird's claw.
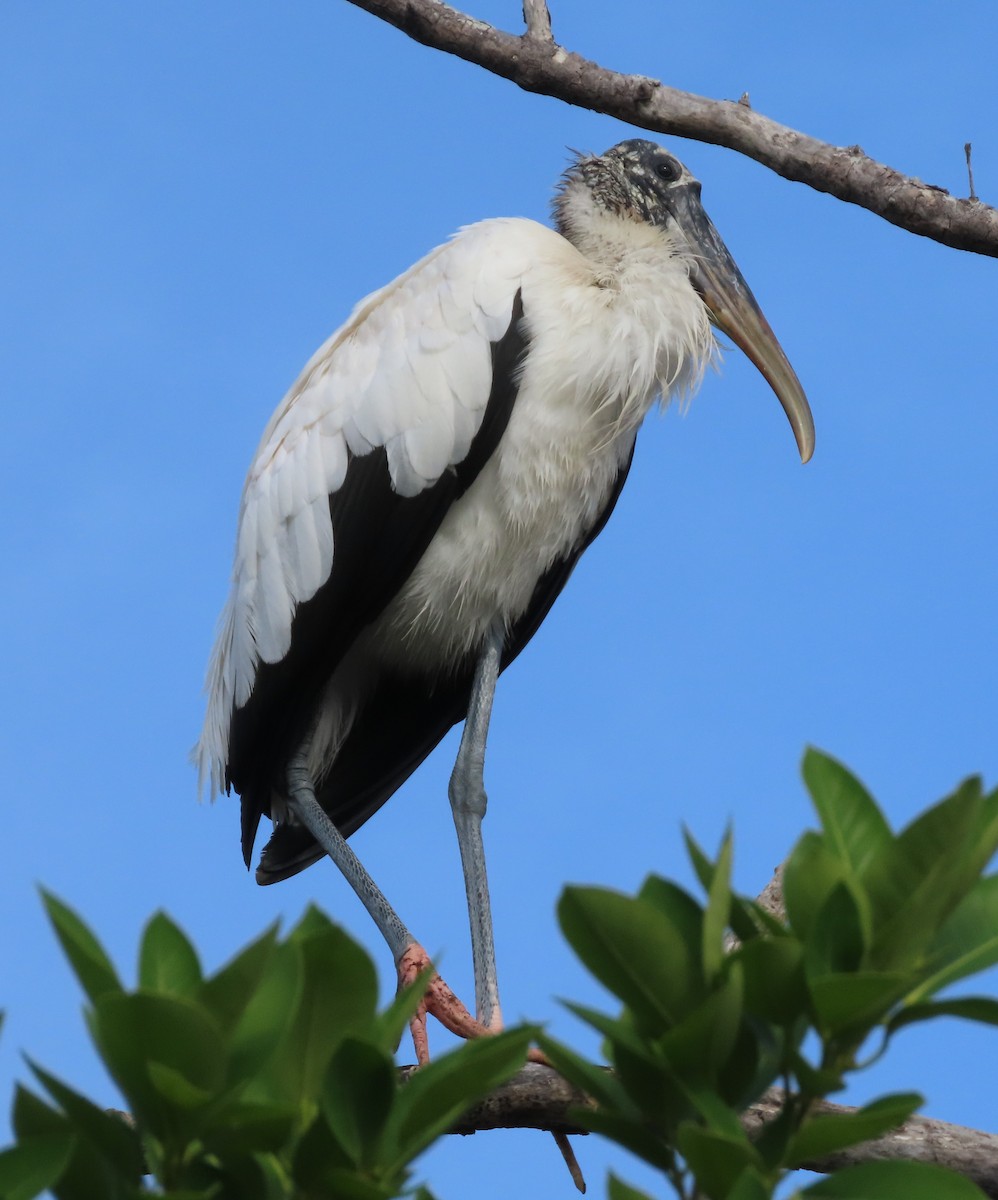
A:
[397,942,492,1064]
[396,943,555,1067]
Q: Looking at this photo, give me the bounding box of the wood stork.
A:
[196,139,813,1059]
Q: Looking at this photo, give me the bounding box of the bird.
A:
[195,138,814,1061]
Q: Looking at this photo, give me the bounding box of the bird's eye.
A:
[655,159,680,183]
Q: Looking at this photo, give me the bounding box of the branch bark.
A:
[398,864,997,1192]
[400,1063,998,1197]
[346,0,998,257]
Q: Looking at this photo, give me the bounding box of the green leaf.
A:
[907,875,998,1003]
[787,1091,921,1164]
[11,1085,65,1140]
[292,1167,394,1200]
[803,749,892,877]
[90,991,226,1133]
[677,1122,763,1199]
[608,1174,656,1200]
[739,936,806,1024]
[656,970,745,1086]
[702,828,734,984]
[0,1133,75,1200]
[804,882,868,979]
[687,833,782,946]
[750,1092,799,1167]
[10,1090,134,1200]
[790,1050,845,1097]
[684,826,716,894]
[727,894,784,945]
[782,833,848,942]
[27,1062,144,1181]
[390,1028,530,1164]
[808,970,911,1035]
[684,1083,753,1143]
[146,1061,214,1108]
[322,1037,398,1167]
[227,939,303,1088]
[371,966,432,1057]
[535,1032,636,1115]
[211,1152,286,1200]
[197,1102,299,1157]
[267,911,379,1103]
[803,1158,987,1198]
[579,1108,676,1172]
[558,886,698,1032]
[609,1033,694,1129]
[887,996,998,1036]
[716,1011,772,1113]
[292,1110,360,1188]
[41,890,122,1005]
[637,875,705,978]
[726,1167,773,1200]
[680,826,736,982]
[139,912,202,997]
[198,922,280,1035]
[862,778,996,969]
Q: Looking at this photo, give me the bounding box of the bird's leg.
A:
[449,620,505,1031]
[286,741,491,1063]
[449,627,587,1193]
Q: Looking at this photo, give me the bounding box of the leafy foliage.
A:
[7,901,531,1199]
[1,750,996,1199]
[540,748,998,1199]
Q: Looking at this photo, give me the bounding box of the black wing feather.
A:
[256,436,637,884]
[232,292,526,864]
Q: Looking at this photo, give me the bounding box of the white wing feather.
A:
[195,218,549,797]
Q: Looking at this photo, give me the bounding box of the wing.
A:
[195,220,546,827]
[255,436,637,883]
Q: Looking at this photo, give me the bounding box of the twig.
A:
[966,142,978,201]
[756,862,786,922]
[345,0,998,257]
[521,0,552,41]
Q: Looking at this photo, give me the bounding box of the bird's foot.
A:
[396,942,553,1066]
[397,942,492,1064]
[396,945,583,1191]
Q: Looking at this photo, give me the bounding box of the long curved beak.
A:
[667,183,815,464]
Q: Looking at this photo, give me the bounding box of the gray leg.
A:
[286,742,414,962]
[287,730,494,1064]
[449,621,505,1029]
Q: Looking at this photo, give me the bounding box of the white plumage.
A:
[197,212,711,798]
[194,140,812,1055]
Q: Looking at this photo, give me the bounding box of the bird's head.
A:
[554,139,814,463]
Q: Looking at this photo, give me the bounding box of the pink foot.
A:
[396,944,581,1190]
[396,942,553,1066]
[397,943,492,1064]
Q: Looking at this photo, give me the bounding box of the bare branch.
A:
[746,1092,998,1198]
[755,862,786,923]
[396,856,997,1191]
[346,0,998,257]
[403,1065,998,1197]
[967,142,978,202]
[521,0,552,42]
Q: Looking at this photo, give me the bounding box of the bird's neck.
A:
[554,185,689,285]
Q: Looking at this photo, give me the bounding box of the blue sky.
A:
[2,2,996,1196]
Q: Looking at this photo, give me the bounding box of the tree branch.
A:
[746,1091,998,1198]
[520,0,552,42]
[401,1063,998,1197]
[398,864,997,1192]
[346,0,998,257]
